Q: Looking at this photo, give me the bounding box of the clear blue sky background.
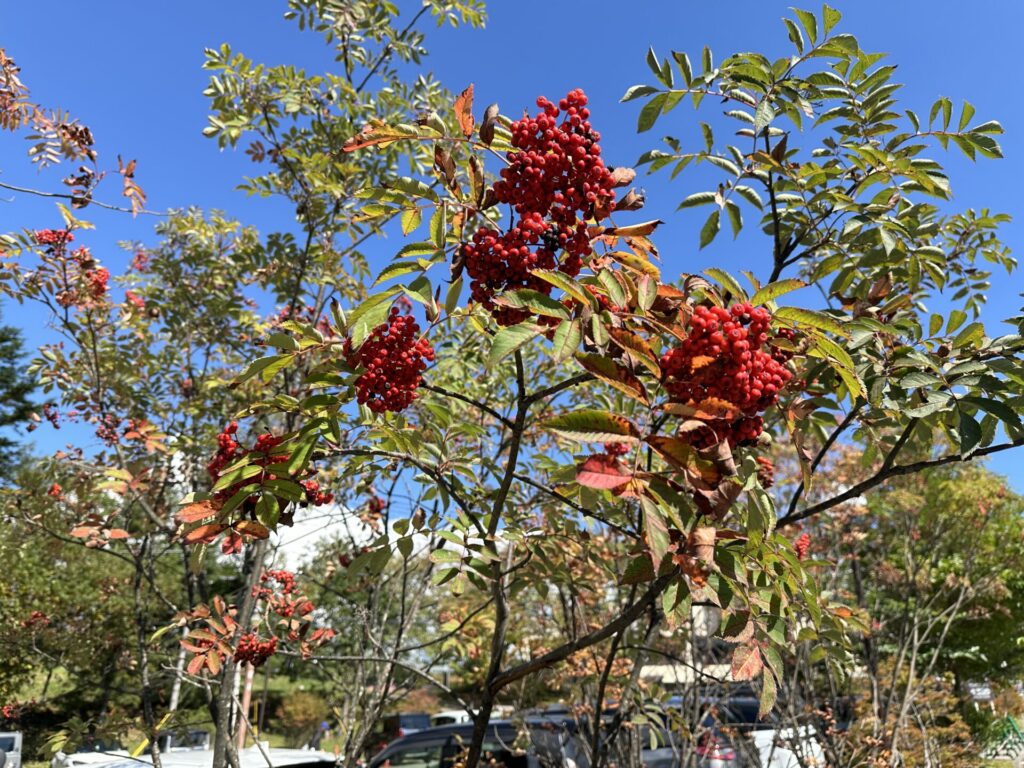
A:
[2,1,1022,488]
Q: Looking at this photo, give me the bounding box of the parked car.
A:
[429,711,472,727]
[0,731,22,768]
[102,745,335,768]
[157,730,210,753]
[369,720,573,768]
[750,727,824,768]
[51,737,129,768]
[382,713,433,740]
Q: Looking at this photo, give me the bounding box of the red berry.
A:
[461,89,615,324]
[660,304,795,447]
[344,307,434,413]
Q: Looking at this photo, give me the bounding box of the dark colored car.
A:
[375,713,435,749]
[369,720,582,768]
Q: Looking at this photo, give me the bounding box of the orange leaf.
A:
[454,84,475,138]
[176,500,221,524]
[662,397,739,421]
[576,454,632,490]
[206,650,222,675]
[233,520,270,539]
[603,220,664,237]
[70,526,97,538]
[106,528,130,539]
[182,523,227,544]
[186,653,206,676]
[731,642,763,681]
[689,355,716,372]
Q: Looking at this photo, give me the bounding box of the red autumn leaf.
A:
[176,500,221,524]
[182,523,227,544]
[576,454,632,490]
[454,84,475,138]
[233,520,270,539]
[186,653,206,676]
[731,642,764,681]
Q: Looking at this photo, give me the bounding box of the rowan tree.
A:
[181,5,1023,767]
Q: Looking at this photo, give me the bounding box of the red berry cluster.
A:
[604,442,630,457]
[301,479,333,506]
[125,290,145,310]
[34,229,73,247]
[794,532,811,561]
[47,483,63,498]
[660,303,794,448]
[130,251,150,271]
[234,632,278,667]
[460,89,614,325]
[85,266,109,298]
[256,569,297,596]
[20,610,50,630]
[206,422,287,503]
[95,413,121,446]
[344,306,434,413]
[756,456,775,489]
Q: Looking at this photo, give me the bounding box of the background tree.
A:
[0,311,35,481]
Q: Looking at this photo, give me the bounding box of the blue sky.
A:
[2,1,1022,488]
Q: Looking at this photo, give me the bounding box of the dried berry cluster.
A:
[461,89,614,325]
[344,306,434,413]
[756,456,775,488]
[234,632,278,667]
[660,303,794,448]
[253,569,314,618]
[795,532,811,560]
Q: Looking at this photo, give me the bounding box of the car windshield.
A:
[76,738,123,753]
[378,744,442,768]
[0,737,18,752]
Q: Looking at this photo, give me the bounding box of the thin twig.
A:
[0,180,169,216]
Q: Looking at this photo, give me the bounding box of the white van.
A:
[0,731,22,768]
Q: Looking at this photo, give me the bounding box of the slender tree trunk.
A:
[133,538,163,768]
[212,538,269,768]
[168,628,189,713]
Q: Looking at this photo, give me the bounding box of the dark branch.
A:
[777,437,1024,527]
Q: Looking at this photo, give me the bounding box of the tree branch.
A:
[0,180,168,216]
[489,572,674,692]
[777,436,1024,527]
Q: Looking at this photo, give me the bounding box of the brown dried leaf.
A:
[480,103,499,146]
